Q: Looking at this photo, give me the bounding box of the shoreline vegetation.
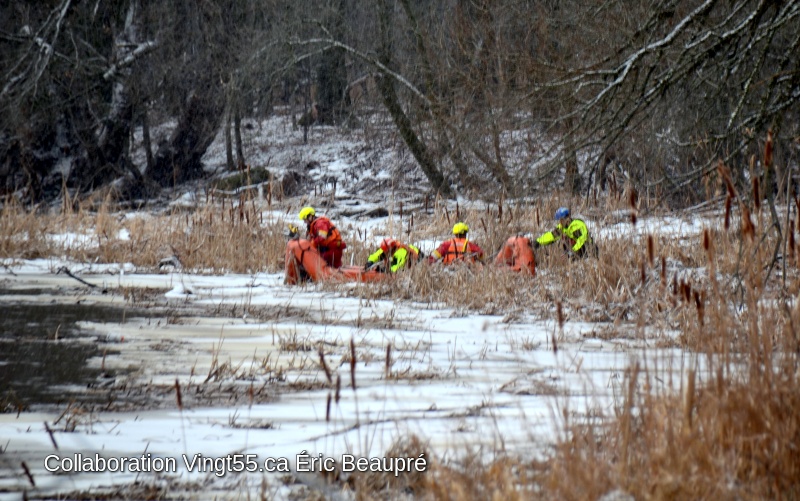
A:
[3,150,800,499]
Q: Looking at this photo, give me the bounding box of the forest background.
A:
[2,0,798,206]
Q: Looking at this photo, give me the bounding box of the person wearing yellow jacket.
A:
[534,207,597,258]
[365,238,422,273]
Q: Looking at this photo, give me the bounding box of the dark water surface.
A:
[0,296,128,408]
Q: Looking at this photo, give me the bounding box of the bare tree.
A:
[539,0,800,202]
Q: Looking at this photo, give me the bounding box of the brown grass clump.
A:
[346,436,430,498]
[0,197,57,259]
[534,351,800,500]
[407,290,800,500]
[1,193,289,273]
[423,456,533,501]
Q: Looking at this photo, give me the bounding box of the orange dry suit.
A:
[431,237,484,264]
[306,216,346,268]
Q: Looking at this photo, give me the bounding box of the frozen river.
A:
[0,260,701,499]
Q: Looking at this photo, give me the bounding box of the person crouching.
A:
[299,206,347,268]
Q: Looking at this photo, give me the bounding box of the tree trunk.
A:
[224,104,234,171]
[564,153,582,195]
[316,0,348,125]
[71,0,144,192]
[489,112,512,192]
[398,0,473,190]
[376,0,452,197]
[141,108,154,173]
[234,103,245,170]
[146,90,223,186]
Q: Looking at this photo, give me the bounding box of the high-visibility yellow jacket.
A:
[367,242,420,273]
[536,218,591,255]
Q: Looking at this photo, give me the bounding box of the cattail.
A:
[349,337,357,391]
[661,256,667,284]
[796,241,800,269]
[456,201,460,220]
[629,188,638,209]
[480,217,487,234]
[646,234,654,267]
[724,195,732,230]
[764,129,773,168]
[694,291,704,326]
[794,197,800,230]
[551,331,558,354]
[444,207,450,225]
[335,374,341,403]
[385,344,392,378]
[640,260,646,286]
[44,421,58,450]
[789,224,795,261]
[682,280,692,304]
[556,301,564,329]
[318,348,332,384]
[717,161,737,199]
[175,378,183,410]
[752,177,760,212]
[325,393,332,422]
[498,195,503,221]
[741,205,756,240]
[21,461,35,487]
[536,206,540,227]
[672,274,678,296]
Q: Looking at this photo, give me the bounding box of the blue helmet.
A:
[555,207,570,220]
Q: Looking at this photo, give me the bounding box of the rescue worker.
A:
[534,207,597,259]
[365,238,422,273]
[299,206,347,268]
[429,222,485,264]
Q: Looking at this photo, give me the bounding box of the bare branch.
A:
[289,37,432,107]
[102,40,158,81]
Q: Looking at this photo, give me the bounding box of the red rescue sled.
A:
[494,236,536,275]
[285,239,386,284]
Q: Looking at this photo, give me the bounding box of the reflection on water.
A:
[0,298,126,409]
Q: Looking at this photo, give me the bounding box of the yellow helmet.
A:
[298,206,316,221]
[452,222,469,235]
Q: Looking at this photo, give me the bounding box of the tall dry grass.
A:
[397,239,800,500]
[386,136,800,500]
[1,192,290,273]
